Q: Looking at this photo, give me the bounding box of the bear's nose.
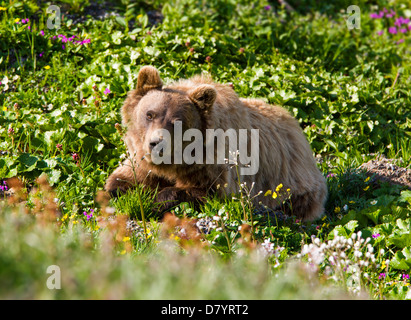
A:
[149,140,161,151]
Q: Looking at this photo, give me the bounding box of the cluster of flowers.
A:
[49,34,91,50]
[370,8,411,44]
[51,34,91,45]
[83,209,94,221]
[299,231,377,295]
[260,238,284,261]
[16,18,29,24]
[0,181,8,192]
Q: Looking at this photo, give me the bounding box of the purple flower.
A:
[104,88,110,95]
[400,28,407,33]
[403,274,410,280]
[62,44,65,50]
[372,233,380,238]
[40,30,44,36]
[389,26,397,34]
[379,273,386,280]
[0,181,8,192]
[377,30,384,36]
[326,173,336,178]
[39,51,44,57]
[264,5,271,10]
[397,39,404,44]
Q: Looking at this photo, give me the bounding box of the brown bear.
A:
[105,66,327,221]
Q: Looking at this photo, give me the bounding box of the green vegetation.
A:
[0,0,410,299]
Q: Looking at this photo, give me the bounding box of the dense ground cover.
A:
[0,0,410,299]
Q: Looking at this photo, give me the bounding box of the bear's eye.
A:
[146,112,154,121]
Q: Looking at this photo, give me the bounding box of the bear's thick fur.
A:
[105,66,327,221]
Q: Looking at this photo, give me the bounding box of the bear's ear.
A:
[136,66,162,95]
[188,85,217,110]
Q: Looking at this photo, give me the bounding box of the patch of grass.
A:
[0,0,410,299]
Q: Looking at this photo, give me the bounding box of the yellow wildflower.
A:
[122,236,130,242]
[264,190,272,196]
[349,201,355,204]
[272,192,278,199]
[334,207,341,213]
[146,229,152,239]
[137,14,143,19]
[276,183,283,192]
[44,65,51,70]
[3,106,7,111]
[72,220,78,225]
[209,28,213,32]
[363,186,370,191]
[14,18,20,23]
[364,177,370,182]
[169,233,180,241]
[0,7,7,11]
[286,188,291,193]
[120,250,126,255]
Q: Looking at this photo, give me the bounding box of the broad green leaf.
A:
[390,248,411,270]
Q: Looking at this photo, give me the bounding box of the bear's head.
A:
[122,66,217,166]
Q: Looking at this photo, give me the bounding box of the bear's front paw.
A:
[155,187,181,213]
[155,187,206,214]
[105,176,132,198]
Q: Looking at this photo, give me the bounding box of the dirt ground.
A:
[359,155,411,190]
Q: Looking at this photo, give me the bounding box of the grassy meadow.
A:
[0,0,411,299]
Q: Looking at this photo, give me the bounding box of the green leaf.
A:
[399,190,411,205]
[48,169,61,186]
[115,17,127,29]
[329,220,358,239]
[361,207,381,225]
[390,247,411,270]
[345,220,358,233]
[388,232,411,249]
[18,153,38,167]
